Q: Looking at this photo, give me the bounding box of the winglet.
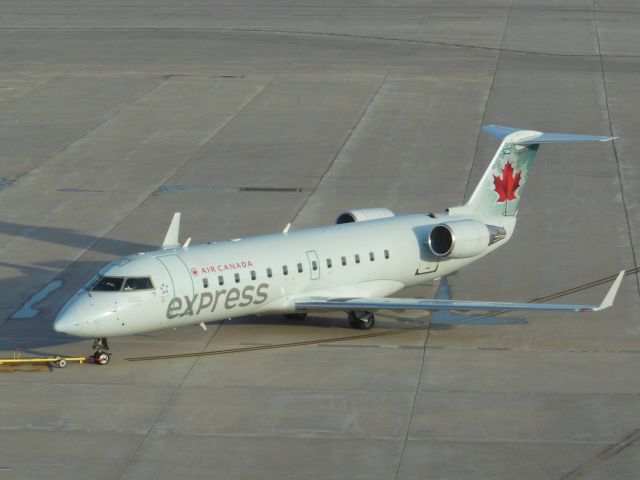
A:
[593,270,625,311]
[162,212,181,248]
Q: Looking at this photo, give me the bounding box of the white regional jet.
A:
[54,125,625,364]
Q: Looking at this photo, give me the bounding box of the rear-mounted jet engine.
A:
[427,220,506,259]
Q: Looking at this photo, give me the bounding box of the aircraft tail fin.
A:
[449,125,616,217]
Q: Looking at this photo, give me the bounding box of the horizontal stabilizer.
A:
[296,271,624,314]
[482,124,616,145]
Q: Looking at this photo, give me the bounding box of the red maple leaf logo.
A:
[493,161,521,202]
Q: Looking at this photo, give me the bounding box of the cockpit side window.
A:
[92,277,124,292]
[123,277,154,291]
[84,275,100,290]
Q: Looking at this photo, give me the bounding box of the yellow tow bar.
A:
[0,350,88,369]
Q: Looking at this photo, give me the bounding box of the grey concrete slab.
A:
[397,440,603,480]
[582,441,640,480]
[0,431,143,480]
[0,383,173,433]
[166,73,387,190]
[421,348,640,394]
[409,391,640,443]
[0,74,156,180]
[596,0,640,56]
[122,434,402,480]
[155,385,413,439]
[413,5,509,49]
[182,343,425,391]
[506,1,598,55]
[602,54,640,295]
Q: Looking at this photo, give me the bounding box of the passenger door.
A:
[156,254,195,299]
[306,250,320,280]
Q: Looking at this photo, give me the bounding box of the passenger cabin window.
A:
[267,268,273,278]
[297,263,303,273]
[234,273,240,283]
[355,254,360,264]
[92,277,124,292]
[283,265,289,276]
[326,258,332,268]
[251,270,256,281]
[369,252,375,261]
[384,249,390,259]
[341,256,347,266]
[312,260,318,271]
[218,275,224,286]
[202,278,209,289]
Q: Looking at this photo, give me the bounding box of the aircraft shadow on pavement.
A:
[379,276,527,328]
[0,220,156,256]
[0,220,157,357]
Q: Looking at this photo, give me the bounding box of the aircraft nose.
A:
[53,294,98,337]
[53,310,74,334]
[53,305,81,335]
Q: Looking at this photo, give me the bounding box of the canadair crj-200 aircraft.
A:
[54,125,625,364]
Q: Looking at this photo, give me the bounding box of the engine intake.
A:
[336,208,395,224]
[428,220,505,259]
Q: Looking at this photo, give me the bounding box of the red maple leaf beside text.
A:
[493,161,521,202]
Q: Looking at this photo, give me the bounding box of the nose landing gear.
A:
[92,337,111,365]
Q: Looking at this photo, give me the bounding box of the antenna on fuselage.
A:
[162,212,181,248]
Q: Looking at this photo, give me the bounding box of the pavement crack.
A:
[557,428,640,479]
[592,1,640,298]
[288,44,404,227]
[460,0,512,203]
[393,322,432,479]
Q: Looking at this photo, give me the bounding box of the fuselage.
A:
[53,213,514,338]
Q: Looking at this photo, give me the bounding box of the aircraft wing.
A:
[295,271,624,314]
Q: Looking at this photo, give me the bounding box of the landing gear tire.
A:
[283,312,307,321]
[93,351,111,365]
[56,358,67,368]
[348,311,375,330]
[92,337,111,366]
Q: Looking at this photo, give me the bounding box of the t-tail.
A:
[449,125,616,217]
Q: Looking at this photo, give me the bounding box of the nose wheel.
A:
[347,311,375,330]
[92,337,111,365]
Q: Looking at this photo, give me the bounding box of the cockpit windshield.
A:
[89,276,154,292]
[91,277,124,292]
[123,277,154,291]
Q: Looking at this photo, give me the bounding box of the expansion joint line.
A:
[593,0,640,297]
[461,0,513,203]
[117,320,225,480]
[393,322,432,480]
[288,45,405,227]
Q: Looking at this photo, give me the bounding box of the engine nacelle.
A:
[336,208,395,224]
[428,219,495,259]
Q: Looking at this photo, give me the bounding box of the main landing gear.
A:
[92,337,111,365]
[348,310,375,330]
